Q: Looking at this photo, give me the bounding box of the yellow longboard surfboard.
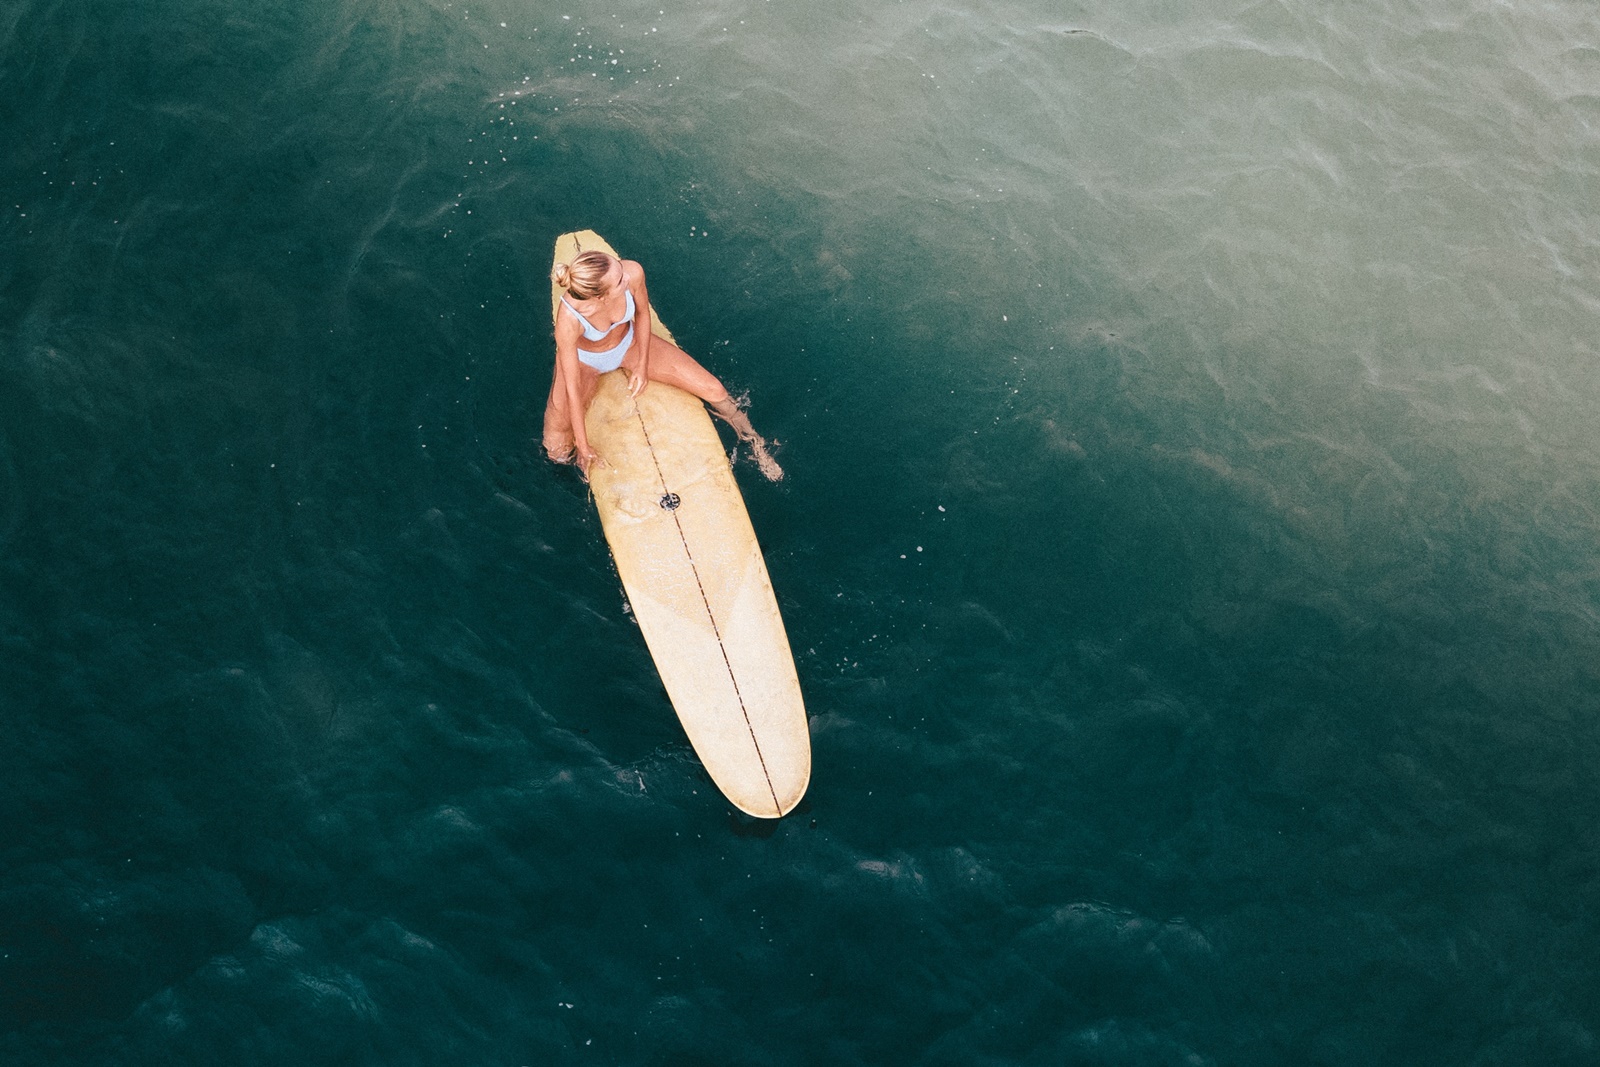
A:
[551,230,810,818]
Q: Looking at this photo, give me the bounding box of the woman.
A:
[544,250,782,481]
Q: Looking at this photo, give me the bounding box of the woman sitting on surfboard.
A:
[545,251,782,481]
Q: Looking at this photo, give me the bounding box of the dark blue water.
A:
[5,0,1599,1063]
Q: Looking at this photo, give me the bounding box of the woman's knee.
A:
[543,430,575,462]
[666,366,727,405]
[691,363,730,404]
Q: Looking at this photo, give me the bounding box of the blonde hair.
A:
[551,250,615,300]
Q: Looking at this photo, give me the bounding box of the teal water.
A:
[4,0,1599,1063]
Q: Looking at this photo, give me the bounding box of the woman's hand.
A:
[627,367,649,398]
[578,447,605,479]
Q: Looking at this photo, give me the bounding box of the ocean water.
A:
[3,0,1599,1063]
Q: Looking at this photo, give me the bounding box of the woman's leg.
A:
[542,359,575,462]
[542,359,600,463]
[634,337,783,481]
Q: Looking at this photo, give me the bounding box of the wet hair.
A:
[551,250,616,300]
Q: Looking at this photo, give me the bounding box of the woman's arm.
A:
[625,260,653,398]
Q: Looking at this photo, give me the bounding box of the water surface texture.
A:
[4,0,1599,1063]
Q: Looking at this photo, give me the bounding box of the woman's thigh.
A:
[631,336,728,403]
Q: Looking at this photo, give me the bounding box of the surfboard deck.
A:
[551,230,810,818]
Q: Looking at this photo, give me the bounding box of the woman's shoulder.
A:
[552,297,581,337]
[621,258,646,287]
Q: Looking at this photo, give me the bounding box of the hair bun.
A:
[552,250,614,300]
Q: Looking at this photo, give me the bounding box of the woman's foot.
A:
[748,441,784,482]
[711,397,784,482]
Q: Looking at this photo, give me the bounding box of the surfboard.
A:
[551,230,811,818]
